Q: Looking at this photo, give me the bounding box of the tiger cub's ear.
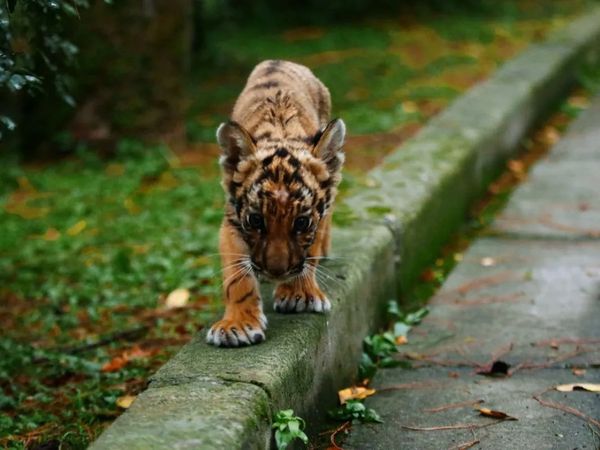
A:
[216,121,256,174]
[313,118,346,174]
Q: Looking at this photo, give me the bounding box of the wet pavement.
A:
[346,96,600,449]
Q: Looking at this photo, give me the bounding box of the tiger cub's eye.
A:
[293,216,310,233]
[248,213,264,230]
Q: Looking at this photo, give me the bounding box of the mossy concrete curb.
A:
[90,8,600,450]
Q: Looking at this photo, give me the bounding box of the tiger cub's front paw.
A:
[273,282,331,314]
[206,312,267,347]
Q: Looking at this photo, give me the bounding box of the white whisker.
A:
[222,262,252,286]
[314,265,344,288]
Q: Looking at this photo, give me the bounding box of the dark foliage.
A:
[0,0,95,140]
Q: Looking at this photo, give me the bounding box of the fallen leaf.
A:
[165,288,190,309]
[420,268,437,283]
[480,257,495,267]
[126,345,155,359]
[572,368,586,377]
[455,439,480,450]
[67,220,87,236]
[540,126,560,146]
[43,228,61,241]
[101,345,156,372]
[116,394,137,409]
[507,159,525,176]
[402,100,418,113]
[101,356,128,373]
[395,335,408,345]
[477,408,517,421]
[555,383,600,393]
[567,95,589,109]
[338,386,376,404]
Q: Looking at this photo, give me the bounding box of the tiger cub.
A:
[207,59,345,347]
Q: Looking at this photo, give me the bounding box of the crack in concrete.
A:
[485,232,600,242]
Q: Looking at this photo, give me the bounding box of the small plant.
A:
[387,302,429,339]
[387,301,429,325]
[272,409,309,450]
[359,331,400,379]
[358,304,428,379]
[328,399,382,423]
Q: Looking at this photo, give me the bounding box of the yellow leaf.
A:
[165,288,190,309]
[116,394,137,409]
[124,198,141,214]
[402,101,418,113]
[338,386,376,404]
[67,220,87,236]
[555,383,600,393]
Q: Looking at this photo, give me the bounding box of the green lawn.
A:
[0,142,223,448]
[0,1,591,447]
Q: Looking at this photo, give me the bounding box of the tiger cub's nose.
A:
[267,265,287,278]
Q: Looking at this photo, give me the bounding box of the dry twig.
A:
[511,347,598,375]
[424,399,484,413]
[402,420,503,432]
[533,395,600,428]
[378,380,446,392]
[329,421,350,450]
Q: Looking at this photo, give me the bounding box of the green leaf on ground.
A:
[328,399,383,423]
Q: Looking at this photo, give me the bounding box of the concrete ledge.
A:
[90,8,600,450]
[91,378,271,450]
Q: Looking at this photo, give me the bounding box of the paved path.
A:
[346,96,600,449]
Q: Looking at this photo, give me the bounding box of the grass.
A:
[0,141,223,448]
[0,1,595,448]
[187,0,585,155]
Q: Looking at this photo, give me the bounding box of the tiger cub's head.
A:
[217,119,345,280]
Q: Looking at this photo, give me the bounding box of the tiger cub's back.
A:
[231,59,331,143]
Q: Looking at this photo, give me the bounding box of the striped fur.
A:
[207,60,345,347]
